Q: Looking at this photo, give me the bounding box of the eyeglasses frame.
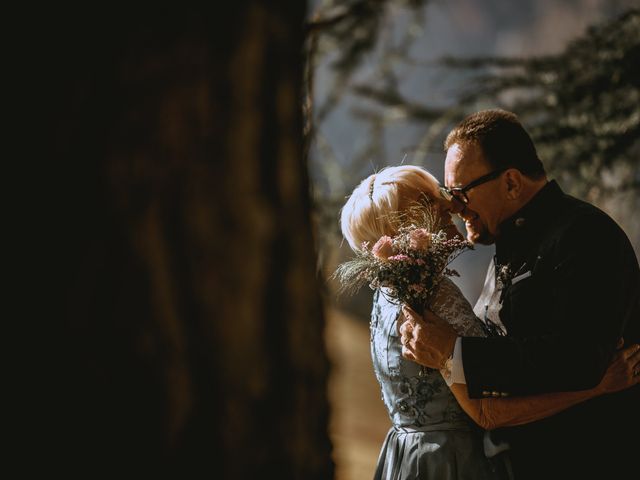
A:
[439,168,509,205]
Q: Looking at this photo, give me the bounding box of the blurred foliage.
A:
[438,8,640,201]
[306,0,433,258]
[306,3,640,256]
[306,0,429,122]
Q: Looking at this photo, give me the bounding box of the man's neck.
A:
[519,178,548,209]
[504,178,548,221]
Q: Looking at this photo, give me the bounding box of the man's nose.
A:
[456,205,476,221]
[449,198,465,215]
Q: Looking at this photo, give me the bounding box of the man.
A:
[400,110,639,478]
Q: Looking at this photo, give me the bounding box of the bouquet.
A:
[334,206,470,312]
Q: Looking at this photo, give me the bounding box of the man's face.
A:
[402,179,460,241]
[444,143,509,245]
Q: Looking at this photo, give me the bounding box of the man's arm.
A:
[402,212,640,398]
[449,342,639,429]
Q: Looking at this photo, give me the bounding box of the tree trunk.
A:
[29,4,333,478]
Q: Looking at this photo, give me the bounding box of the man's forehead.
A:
[444,143,488,186]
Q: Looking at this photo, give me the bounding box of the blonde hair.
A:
[340,165,440,252]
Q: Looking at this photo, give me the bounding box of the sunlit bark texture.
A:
[38,4,332,478]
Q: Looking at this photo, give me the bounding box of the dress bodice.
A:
[370,277,486,430]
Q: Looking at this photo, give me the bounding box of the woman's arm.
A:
[448,343,640,430]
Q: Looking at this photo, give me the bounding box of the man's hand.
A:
[597,342,640,395]
[399,305,457,369]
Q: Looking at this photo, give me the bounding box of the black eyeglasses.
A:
[439,168,508,205]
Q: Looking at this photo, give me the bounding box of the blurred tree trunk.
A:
[30,3,332,478]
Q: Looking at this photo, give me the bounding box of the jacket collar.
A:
[495,180,564,264]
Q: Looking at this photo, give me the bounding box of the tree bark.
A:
[29,4,332,478]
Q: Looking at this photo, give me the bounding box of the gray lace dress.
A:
[371,278,510,479]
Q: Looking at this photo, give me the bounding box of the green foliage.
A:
[307,3,640,254]
[441,9,640,198]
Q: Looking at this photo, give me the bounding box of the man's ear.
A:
[504,169,523,200]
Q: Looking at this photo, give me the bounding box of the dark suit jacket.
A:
[462,181,639,479]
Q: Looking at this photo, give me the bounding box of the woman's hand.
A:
[597,342,640,394]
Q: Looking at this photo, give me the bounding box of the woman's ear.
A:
[504,169,523,200]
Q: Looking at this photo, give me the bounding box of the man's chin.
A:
[466,229,495,246]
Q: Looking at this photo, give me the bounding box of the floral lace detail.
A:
[370,278,485,429]
[442,395,472,424]
[429,278,486,337]
[394,374,444,426]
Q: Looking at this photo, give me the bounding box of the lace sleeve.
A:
[429,277,487,337]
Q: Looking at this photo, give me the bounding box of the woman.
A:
[339,165,637,480]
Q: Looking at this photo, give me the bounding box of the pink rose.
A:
[372,236,395,261]
[408,228,432,251]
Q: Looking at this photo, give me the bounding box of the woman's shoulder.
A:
[431,278,485,337]
[430,277,468,312]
